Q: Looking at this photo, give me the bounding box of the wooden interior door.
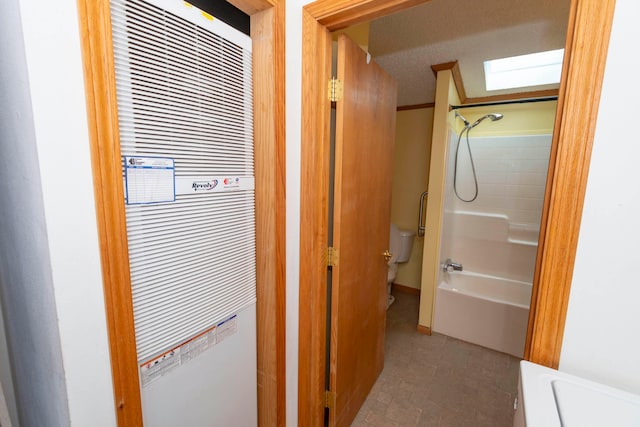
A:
[329,34,397,427]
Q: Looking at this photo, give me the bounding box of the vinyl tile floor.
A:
[352,291,521,427]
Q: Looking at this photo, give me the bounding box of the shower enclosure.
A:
[432,119,552,357]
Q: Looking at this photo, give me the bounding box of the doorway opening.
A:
[299,0,615,425]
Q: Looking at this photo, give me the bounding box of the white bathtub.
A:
[432,271,532,357]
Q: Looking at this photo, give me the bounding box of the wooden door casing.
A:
[300,1,616,425]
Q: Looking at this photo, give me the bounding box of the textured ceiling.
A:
[369,0,571,106]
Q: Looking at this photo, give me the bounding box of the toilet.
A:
[387,223,415,308]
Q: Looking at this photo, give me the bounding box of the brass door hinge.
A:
[326,246,338,267]
[324,390,336,409]
[328,77,343,102]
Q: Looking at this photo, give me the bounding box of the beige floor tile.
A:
[438,408,477,427]
[365,411,400,427]
[352,292,520,427]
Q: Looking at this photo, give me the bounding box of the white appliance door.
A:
[110,0,257,425]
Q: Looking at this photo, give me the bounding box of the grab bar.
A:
[418,191,428,236]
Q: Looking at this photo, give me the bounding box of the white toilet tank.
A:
[389,223,415,263]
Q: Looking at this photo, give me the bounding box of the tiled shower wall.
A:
[440,133,552,281]
[451,134,552,227]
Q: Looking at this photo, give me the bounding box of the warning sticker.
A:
[139,349,181,387]
[139,314,238,387]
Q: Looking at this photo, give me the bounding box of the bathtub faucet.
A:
[442,258,463,273]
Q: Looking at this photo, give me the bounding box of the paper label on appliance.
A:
[139,314,238,387]
[139,348,181,387]
[216,315,238,342]
[179,332,211,364]
[175,176,254,195]
[124,156,175,204]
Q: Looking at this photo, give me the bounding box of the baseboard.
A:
[392,284,427,334]
[416,325,432,336]
[392,283,421,296]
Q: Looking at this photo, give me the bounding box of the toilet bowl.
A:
[387,224,415,308]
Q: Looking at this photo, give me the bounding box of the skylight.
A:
[484,49,564,91]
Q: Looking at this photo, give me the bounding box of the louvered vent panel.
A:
[111,0,255,363]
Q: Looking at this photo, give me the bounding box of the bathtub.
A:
[432,271,532,357]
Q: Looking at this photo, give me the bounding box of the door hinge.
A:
[326,246,338,267]
[324,390,336,409]
[328,77,343,102]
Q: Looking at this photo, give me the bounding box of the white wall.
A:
[1,0,73,425]
[4,1,636,426]
[559,0,640,394]
[14,0,118,425]
[285,1,310,424]
[0,306,17,426]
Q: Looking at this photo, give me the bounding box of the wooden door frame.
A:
[76,0,286,425]
[298,0,616,425]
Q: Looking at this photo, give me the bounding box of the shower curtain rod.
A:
[449,96,558,110]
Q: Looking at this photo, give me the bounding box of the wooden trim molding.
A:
[416,325,431,335]
[250,2,287,425]
[299,9,333,427]
[397,102,435,111]
[78,0,286,425]
[229,0,276,15]
[393,283,421,296]
[524,0,616,368]
[431,61,466,102]
[76,1,143,424]
[430,61,457,76]
[431,61,559,106]
[306,0,428,31]
[464,89,559,106]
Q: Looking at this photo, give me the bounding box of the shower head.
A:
[455,111,470,127]
[470,113,503,128]
[473,113,503,126]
